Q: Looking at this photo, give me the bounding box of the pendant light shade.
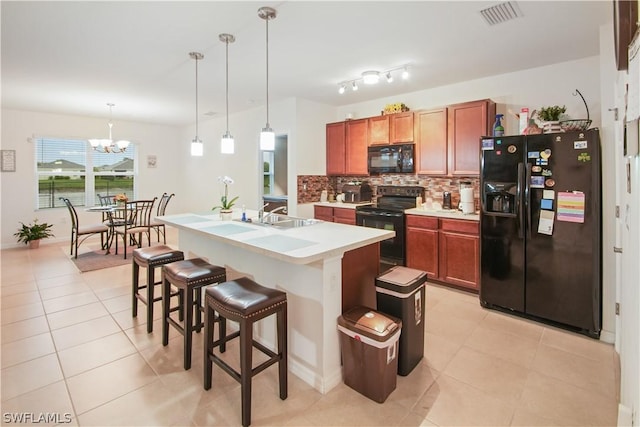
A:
[219,33,235,154]
[189,51,204,156]
[258,6,277,151]
[88,103,130,153]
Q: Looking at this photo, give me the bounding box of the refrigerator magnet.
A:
[540,149,552,159]
[507,145,517,153]
[541,199,553,210]
[536,159,548,165]
[545,178,556,187]
[574,140,588,149]
[537,210,555,235]
[543,189,555,199]
[577,152,591,162]
[532,165,542,173]
[531,176,545,188]
[542,169,553,176]
[481,139,494,150]
[528,151,540,158]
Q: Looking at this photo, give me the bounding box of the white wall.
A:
[0,109,182,248]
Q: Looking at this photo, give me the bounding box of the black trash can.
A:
[375,266,427,376]
[337,306,402,403]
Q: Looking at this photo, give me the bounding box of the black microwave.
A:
[367,143,415,174]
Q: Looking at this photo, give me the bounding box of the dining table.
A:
[86,204,131,254]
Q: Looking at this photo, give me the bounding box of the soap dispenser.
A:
[493,114,504,137]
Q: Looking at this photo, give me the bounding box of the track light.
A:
[337,64,410,95]
[362,70,380,85]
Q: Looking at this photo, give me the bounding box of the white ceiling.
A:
[1,1,611,127]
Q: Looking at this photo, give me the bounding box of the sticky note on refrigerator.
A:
[557,192,585,223]
[538,210,555,235]
[540,199,553,210]
[543,190,555,199]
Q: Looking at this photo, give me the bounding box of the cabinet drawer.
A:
[333,207,356,222]
[314,206,334,221]
[439,219,479,234]
[406,215,438,229]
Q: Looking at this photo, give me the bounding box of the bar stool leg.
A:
[240,318,253,427]
[184,287,194,370]
[162,276,170,346]
[204,303,215,390]
[146,266,156,333]
[278,307,288,400]
[195,287,202,333]
[132,260,140,318]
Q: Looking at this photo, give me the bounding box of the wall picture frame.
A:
[1,150,16,172]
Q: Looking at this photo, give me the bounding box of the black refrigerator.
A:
[479,129,602,338]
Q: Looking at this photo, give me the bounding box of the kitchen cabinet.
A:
[406,215,479,291]
[368,112,414,145]
[415,99,494,176]
[325,120,368,176]
[314,205,356,225]
[447,99,495,176]
[326,122,346,175]
[439,219,479,290]
[368,115,389,145]
[415,108,448,175]
[406,215,439,278]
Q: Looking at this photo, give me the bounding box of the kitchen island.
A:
[157,211,394,394]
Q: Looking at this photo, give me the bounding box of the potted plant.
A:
[536,105,566,133]
[14,219,54,249]
[212,176,239,220]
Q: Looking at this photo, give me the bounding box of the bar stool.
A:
[203,277,287,427]
[132,245,184,333]
[162,258,226,370]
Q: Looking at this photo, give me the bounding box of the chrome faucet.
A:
[261,205,288,223]
[258,203,270,222]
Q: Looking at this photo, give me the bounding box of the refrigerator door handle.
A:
[525,162,532,239]
[517,162,524,238]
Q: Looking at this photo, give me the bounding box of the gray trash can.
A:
[337,306,402,403]
[375,266,427,376]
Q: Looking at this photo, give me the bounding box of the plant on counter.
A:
[14,219,54,247]
[212,175,239,211]
[536,105,567,122]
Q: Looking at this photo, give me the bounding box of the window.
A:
[262,151,274,195]
[35,137,136,209]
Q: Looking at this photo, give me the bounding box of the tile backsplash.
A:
[298,174,480,208]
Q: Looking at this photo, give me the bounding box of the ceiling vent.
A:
[480,1,522,26]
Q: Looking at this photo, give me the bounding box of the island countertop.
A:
[157,211,394,265]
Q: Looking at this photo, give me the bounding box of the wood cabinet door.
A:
[447,100,494,176]
[333,207,356,225]
[406,226,439,278]
[346,119,369,175]
[314,205,334,222]
[390,112,414,143]
[368,115,390,145]
[439,231,479,290]
[326,122,346,176]
[415,109,448,175]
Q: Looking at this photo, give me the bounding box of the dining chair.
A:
[97,193,129,228]
[151,192,175,244]
[114,198,157,259]
[59,197,110,259]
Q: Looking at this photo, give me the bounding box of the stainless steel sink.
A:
[235,214,321,229]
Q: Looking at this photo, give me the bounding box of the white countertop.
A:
[314,201,372,209]
[405,208,480,221]
[158,210,394,265]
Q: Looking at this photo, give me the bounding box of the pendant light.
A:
[189,51,204,156]
[219,33,235,154]
[258,6,276,151]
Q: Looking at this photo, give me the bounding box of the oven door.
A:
[355,208,405,268]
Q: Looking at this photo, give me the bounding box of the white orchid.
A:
[213,176,238,211]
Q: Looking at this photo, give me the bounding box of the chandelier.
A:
[88,103,130,153]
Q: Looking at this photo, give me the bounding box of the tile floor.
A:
[1,229,619,426]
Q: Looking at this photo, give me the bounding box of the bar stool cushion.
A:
[206,277,287,317]
[133,245,184,268]
[164,258,226,288]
